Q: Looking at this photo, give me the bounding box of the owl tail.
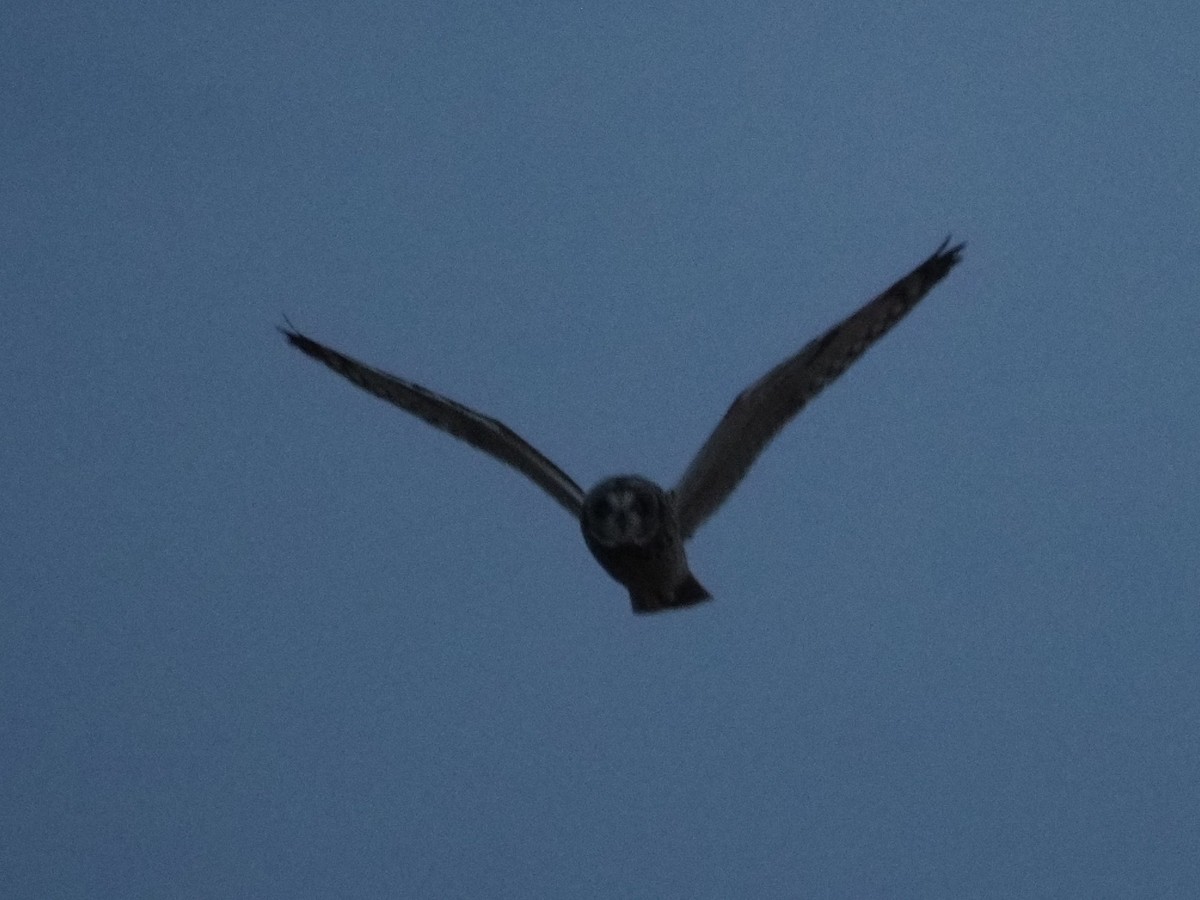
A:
[631,572,712,614]
[675,573,712,606]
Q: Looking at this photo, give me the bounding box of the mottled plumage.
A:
[282,239,963,613]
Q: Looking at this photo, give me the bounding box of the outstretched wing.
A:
[281,327,586,519]
[672,238,964,540]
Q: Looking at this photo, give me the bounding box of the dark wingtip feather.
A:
[277,318,324,360]
[924,236,966,281]
[934,235,966,263]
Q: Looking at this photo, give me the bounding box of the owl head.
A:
[580,475,666,548]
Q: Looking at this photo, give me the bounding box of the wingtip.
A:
[935,234,966,260]
[278,315,306,348]
[924,236,965,277]
[278,313,295,335]
[278,319,326,364]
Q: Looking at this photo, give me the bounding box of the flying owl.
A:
[282,238,963,613]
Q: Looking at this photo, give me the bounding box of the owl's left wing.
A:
[281,327,586,518]
[672,238,964,540]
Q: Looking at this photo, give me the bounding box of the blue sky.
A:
[3,2,1198,896]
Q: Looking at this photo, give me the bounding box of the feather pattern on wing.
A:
[671,239,964,540]
[280,328,586,518]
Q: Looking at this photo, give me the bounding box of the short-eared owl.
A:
[282,239,963,613]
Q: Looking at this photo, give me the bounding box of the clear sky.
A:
[4,2,1198,897]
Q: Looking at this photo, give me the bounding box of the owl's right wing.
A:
[281,327,586,519]
[672,238,964,540]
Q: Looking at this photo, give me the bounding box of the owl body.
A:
[579,476,711,613]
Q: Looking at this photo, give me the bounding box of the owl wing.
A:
[281,327,586,519]
[672,238,964,540]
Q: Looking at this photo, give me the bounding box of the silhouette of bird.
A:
[282,238,964,613]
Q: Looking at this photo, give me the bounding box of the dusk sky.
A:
[4,2,1198,896]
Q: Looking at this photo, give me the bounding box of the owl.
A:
[282,239,963,613]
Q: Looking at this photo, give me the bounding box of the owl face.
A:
[580,476,665,548]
